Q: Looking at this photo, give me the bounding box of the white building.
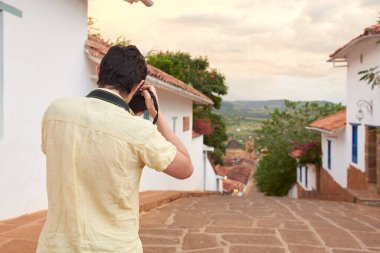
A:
[0,0,219,220]
[295,24,380,203]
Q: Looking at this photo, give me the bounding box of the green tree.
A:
[358,13,380,89]
[147,51,228,164]
[254,101,345,196]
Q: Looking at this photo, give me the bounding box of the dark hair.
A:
[97,45,147,94]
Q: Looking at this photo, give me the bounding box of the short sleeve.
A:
[41,111,47,155]
[138,129,177,172]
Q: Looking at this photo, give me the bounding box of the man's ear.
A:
[96,66,100,79]
[131,80,145,95]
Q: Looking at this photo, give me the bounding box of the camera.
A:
[129,89,159,124]
[129,91,147,114]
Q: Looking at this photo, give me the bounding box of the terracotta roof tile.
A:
[226,138,242,149]
[85,35,212,105]
[329,24,380,60]
[308,110,346,133]
[192,130,201,138]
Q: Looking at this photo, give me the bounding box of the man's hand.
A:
[140,85,159,118]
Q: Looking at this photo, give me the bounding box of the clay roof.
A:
[215,164,253,185]
[85,35,213,105]
[226,138,242,150]
[307,110,346,134]
[192,131,201,139]
[329,24,380,61]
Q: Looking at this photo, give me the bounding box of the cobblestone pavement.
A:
[139,191,380,253]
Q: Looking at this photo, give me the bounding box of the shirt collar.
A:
[94,88,135,116]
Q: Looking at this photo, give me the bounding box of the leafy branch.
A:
[358,13,380,89]
[358,67,380,90]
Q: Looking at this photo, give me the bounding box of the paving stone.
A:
[182,233,219,250]
[333,250,378,253]
[0,239,37,253]
[352,232,380,247]
[139,228,183,237]
[288,245,329,253]
[182,248,224,253]
[205,226,275,234]
[256,219,284,228]
[142,246,177,253]
[315,228,361,249]
[211,217,253,227]
[221,234,282,245]
[279,229,321,246]
[230,245,285,253]
[140,235,179,245]
[283,223,309,230]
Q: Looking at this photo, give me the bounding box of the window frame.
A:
[327,139,332,170]
[352,125,358,164]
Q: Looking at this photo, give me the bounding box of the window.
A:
[299,165,302,182]
[172,116,177,133]
[0,10,3,140]
[0,2,22,140]
[352,125,358,164]
[183,116,190,132]
[327,140,331,170]
[305,166,308,188]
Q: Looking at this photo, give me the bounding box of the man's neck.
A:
[100,86,133,103]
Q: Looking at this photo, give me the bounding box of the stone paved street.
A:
[1,190,380,253]
[139,191,380,253]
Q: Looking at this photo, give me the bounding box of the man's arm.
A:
[141,85,194,180]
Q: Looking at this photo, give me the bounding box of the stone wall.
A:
[347,165,368,190]
[377,128,380,193]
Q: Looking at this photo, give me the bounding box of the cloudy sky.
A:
[89,0,379,104]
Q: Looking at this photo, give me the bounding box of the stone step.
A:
[347,188,380,207]
[356,197,380,207]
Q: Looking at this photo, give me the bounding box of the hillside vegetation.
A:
[215,99,335,142]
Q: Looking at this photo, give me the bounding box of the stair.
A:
[348,186,380,207]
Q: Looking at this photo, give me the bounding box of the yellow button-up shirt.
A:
[36,90,176,253]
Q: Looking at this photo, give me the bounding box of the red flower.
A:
[193,119,212,135]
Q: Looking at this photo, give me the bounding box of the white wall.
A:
[288,184,298,198]
[0,0,93,219]
[346,38,380,172]
[297,164,317,191]
[139,88,206,191]
[321,131,347,187]
[205,156,218,191]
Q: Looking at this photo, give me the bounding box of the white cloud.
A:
[89,0,380,103]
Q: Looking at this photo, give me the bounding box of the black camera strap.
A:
[87,89,130,111]
[86,89,159,125]
[147,89,159,125]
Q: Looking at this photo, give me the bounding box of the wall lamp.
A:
[355,99,372,121]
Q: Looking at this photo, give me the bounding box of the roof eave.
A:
[146,75,213,105]
[305,126,345,135]
[328,34,380,62]
[85,49,213,105]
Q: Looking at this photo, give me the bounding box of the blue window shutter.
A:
[299,165,302,183]
[352,126,358,163]
[327,140,332,170]
[305,167,308,188]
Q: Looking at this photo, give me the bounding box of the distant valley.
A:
[215,99,334,142]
